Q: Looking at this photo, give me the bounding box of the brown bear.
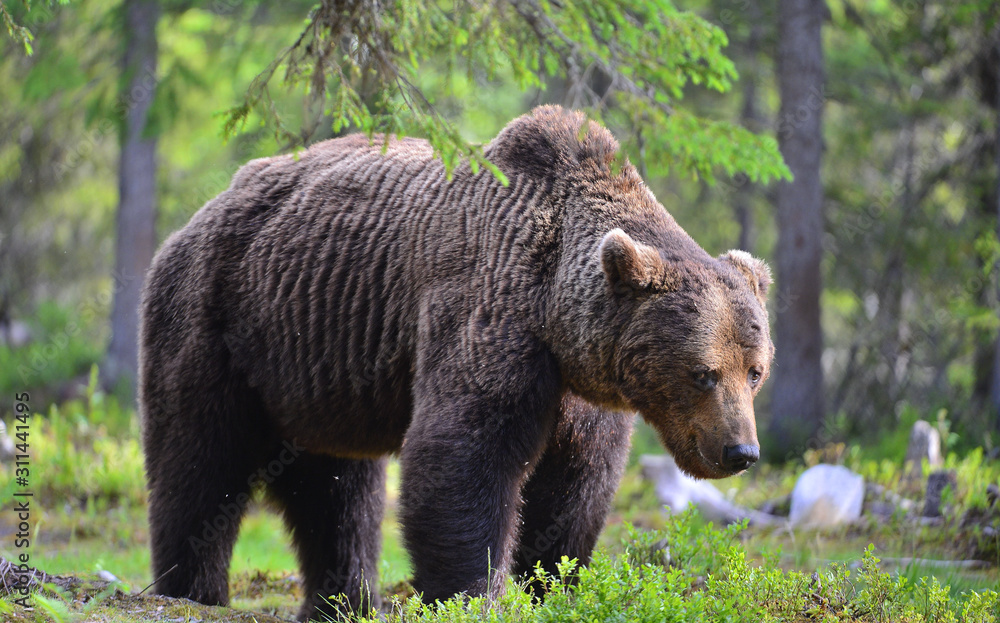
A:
[139,105,772,621]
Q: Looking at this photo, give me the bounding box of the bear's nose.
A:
[722,444,760,472]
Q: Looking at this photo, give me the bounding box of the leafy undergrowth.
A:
[615,418,1000,599]
[3,511,998,622]
[363,516,999,623]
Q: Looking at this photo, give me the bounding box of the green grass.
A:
[228,510,297,578]
[27,505,152,590]
[15,502,414,595]
[12,510,996,623]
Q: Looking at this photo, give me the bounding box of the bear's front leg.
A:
[399,332,562,603]
[513,394,633,593]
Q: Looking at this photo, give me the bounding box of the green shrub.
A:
[354,511,998,623]
[0,368,144,508]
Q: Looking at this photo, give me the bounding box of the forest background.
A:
[1,0,1000,620]
[4,0,1000,454]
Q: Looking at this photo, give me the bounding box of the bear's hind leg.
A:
[513,394,633,593]
[144,383,268,606]
[265,451,386,622]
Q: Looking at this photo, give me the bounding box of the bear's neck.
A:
[539,179,712,408]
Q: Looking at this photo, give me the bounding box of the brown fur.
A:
[139,105,772,620]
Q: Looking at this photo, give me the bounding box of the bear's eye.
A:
[748,368,762,386]
[691,368,717,391]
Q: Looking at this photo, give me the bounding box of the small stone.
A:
[922,470,957,518]
[0,320,32,348]
[789,464,865,527]
[866,500,896,518]
[864,481,916,516]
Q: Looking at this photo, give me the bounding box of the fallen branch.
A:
[639,454,786,527]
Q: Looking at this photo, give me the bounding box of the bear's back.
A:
[227,137,458,444]
[143,120,577,453]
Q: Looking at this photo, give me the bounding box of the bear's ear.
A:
[600,229,668,295]
[720,250,771,303]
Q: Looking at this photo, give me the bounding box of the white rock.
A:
[789,464,864,527]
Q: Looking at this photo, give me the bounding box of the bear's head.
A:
[600,229,773,479]
[489,106,773,479]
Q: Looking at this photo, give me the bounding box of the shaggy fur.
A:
[139,105,772,621]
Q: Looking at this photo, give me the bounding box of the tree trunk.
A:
[991,35,1000,431]
[732,73,757,253]
[768,0,826,455]
[733,0,763,253]
[103,0,159,397]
